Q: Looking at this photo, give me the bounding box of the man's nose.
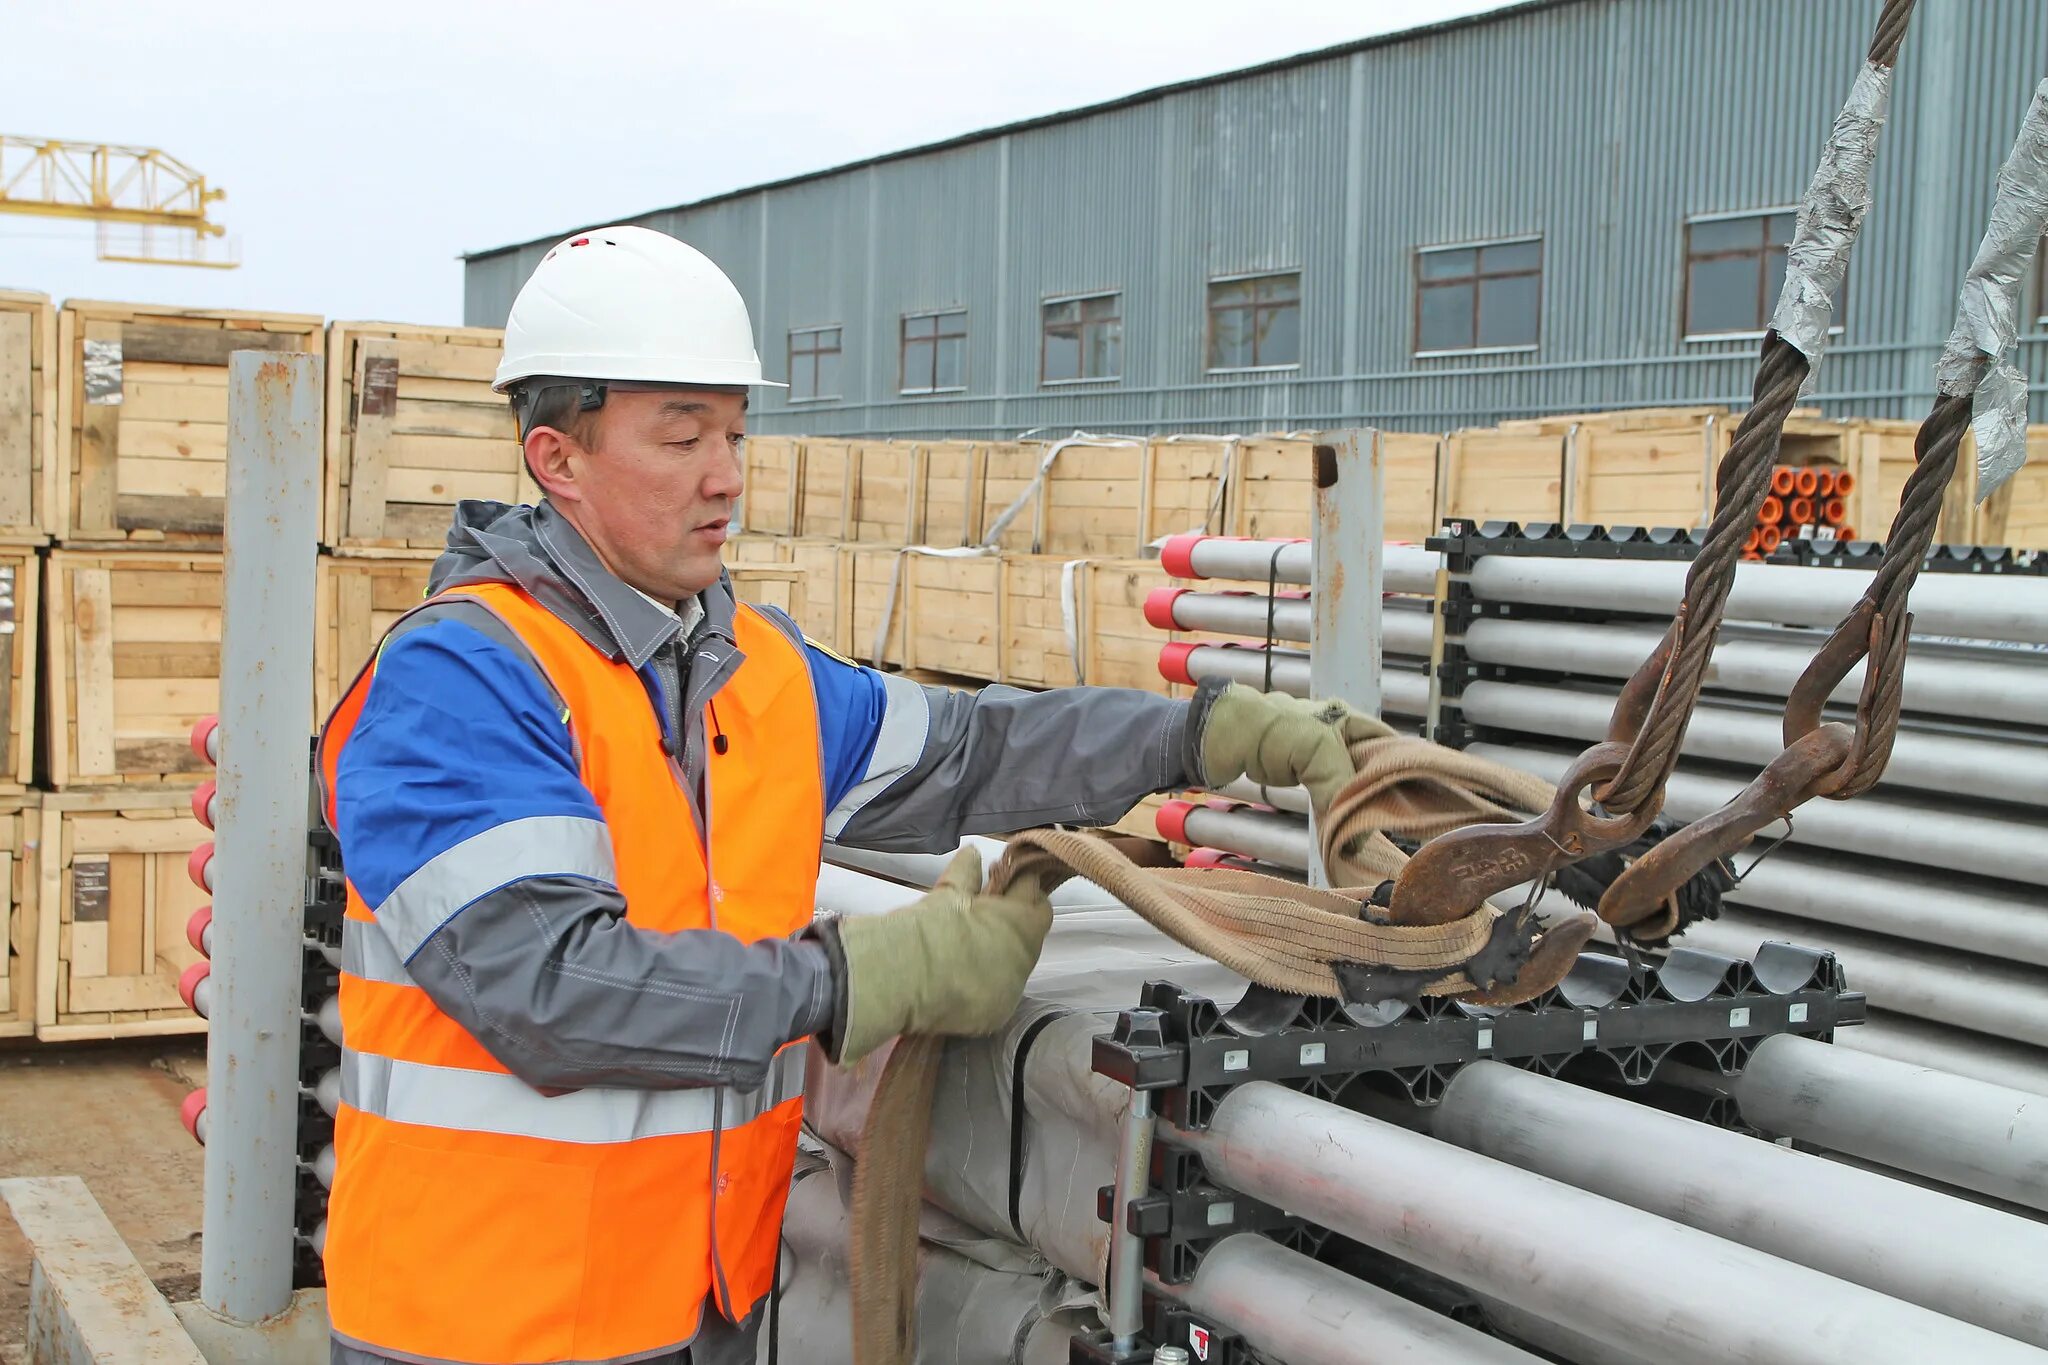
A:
[704,437,746,500]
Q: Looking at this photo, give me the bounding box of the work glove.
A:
[828,846,1054,1066]
[1197,682,1389,813]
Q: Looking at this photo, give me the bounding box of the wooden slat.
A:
[116,495,222,536]
[390,338,501,383]
[119,381,223,425]
[345,339,398,540]
[119,360,227,388]
[112,457,226,500]
[108,569,220,608]
[113,419,226,463]
[380,431,520,472]
[76,320,123,538]
[0,311,32,529]
[69,569,117,777]
[117,322,304,368]
[104,854,144,978]
[381,503,461,543]
[390,399,516,442]
[383,466,519,505]
[397,375,494,404]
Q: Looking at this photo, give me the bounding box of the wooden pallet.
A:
[47,549,219,788]
[33,789,207,1042]
[325,321,535,551]
[55,301,323,546]
[0,795,38,1038]
[0,291,58,543]
[314,551,436,723]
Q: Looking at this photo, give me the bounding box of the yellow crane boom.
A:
[0,136,237,268]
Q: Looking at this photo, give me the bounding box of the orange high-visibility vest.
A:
[317,581,824,1365]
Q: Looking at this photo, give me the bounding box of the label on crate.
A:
[360,354,400,418]
[72,857,111,923]
[83,339,124,405]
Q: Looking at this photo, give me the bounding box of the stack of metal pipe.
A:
[795,847,2048,1364]
[1145,533,2048,1095]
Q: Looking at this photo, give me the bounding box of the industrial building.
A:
[463,0,2048,437]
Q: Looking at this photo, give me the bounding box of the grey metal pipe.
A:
[1152,590,1436,657]
[1179,1081,2048,1365]
[1461,615,2048,728]
[1466,743,2048,887]
[1458,679,2048,807]
[1213,777,1312,816]
[1467,555,2048,646]
[1167,536,1438,594]
[1722,846,2048,970]
[1693,1033,2048,1212]
[200,351,323,1325]
[1624,907,2048,1050]
[1835,1010,2048,1096]
[821,837,1121,910]
[1178,644,1431,714]
[1431,1060,2048,1347]
[1176,1234,1546,1365]
[1175,805,1312,871]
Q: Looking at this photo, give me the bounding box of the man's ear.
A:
[524,426,581,503]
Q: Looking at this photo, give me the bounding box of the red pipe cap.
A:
[1184,847,1231,869]
[180,1088,207,1143]
[190,715,220,766]
[1143,586,1189,632]
[1158,642,1200,687]
[178,960,211,1014]
[186,905,213,957]
[1159,533,1212,579]
[1155,799,1197,845]
[188,842,214,893]
[191,779,217,831]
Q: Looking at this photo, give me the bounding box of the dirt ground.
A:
[0,1038,207,1364]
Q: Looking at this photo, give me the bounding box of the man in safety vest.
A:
[318,224,1363,1365]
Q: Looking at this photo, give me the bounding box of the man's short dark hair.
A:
[516,382,604,449]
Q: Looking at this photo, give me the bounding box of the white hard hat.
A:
[493,224,783,392]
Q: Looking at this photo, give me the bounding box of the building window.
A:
[1042,292,1122,384]
[1415,237,1542,354]
[900,309,967,394]
[1206,272,1301,371]
[1682,209,1844,339]
[787,326,841,402]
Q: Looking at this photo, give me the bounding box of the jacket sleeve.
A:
[801,636,1201,854]
[332,617,836,1092]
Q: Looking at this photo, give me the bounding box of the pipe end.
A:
[1158,642,1199,687]
[1143,586,1188,632]
[180,1088,207,1144]
[1156,799,1197,845]
[186,905,212,958]
[188,842,213,894]
[190,715,219,766]
[1159,534,1207,580]
[178,960,211,1016]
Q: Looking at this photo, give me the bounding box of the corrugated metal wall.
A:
[463,0,2048,436]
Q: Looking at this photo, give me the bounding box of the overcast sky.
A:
[4,0,1501,325]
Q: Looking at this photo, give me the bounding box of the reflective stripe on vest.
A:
[319,581,826,1365]
[340,1043,808,1145]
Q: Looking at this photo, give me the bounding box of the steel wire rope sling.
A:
[843,733,1602,1365]
[1385,0,1921,947]
[1598,77,2048,932]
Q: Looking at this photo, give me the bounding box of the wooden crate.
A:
[1440,430,1567,525]
[47,549,219,788]
[797,439,854,540]
[34,790,208,1042]
[724,533,792,566]
[1226,433,1443,542]
[901,552,1001,680]
[1142,438,1235,544]
[999,555,1088,690]
[1847,418,1974,545]
[0,796,38,1038]
[326,322,535,551]
[847,442,917,545]
[55,301,323,545]
[0,547,38,792]
[785,539,849,653]
[0,291,57,542]
[729,564,807,622]
[1981,428,2048,550]
[1084,559,1177,695]
[978,439,1148,557]
[839,546,910,667]
[1500,405,1730,435]
[1564,419,1719,530]
[314,552,436,723]
[909,441,984,547]
[740,435,802,536]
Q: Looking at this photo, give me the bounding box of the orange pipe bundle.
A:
[1793,467,1821,497]
[1760,495,1786,525]
[1823,496,1847,525]
[1790,496,1817,526]
[1771,466,1798,495]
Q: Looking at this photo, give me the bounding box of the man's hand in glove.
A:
[822,845,1054,1066]
[1197,681,1391,811]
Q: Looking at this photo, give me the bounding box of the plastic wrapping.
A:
[1769,62,1893,380]
[1936,80,2048,500]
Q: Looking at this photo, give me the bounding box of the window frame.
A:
[1039,289,1124,386]
[1204,269,1304,374]
[898,307,969,396]
[785,324,843,404]
[1680,206,1845,344]
[1411,233,1544,358]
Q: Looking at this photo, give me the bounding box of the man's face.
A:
[547,388,747,602]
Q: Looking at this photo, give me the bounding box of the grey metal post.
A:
[1308,429,1383,887]
[200,351,322,1323]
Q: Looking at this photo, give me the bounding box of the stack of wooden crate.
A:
[0,292,51,1038]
